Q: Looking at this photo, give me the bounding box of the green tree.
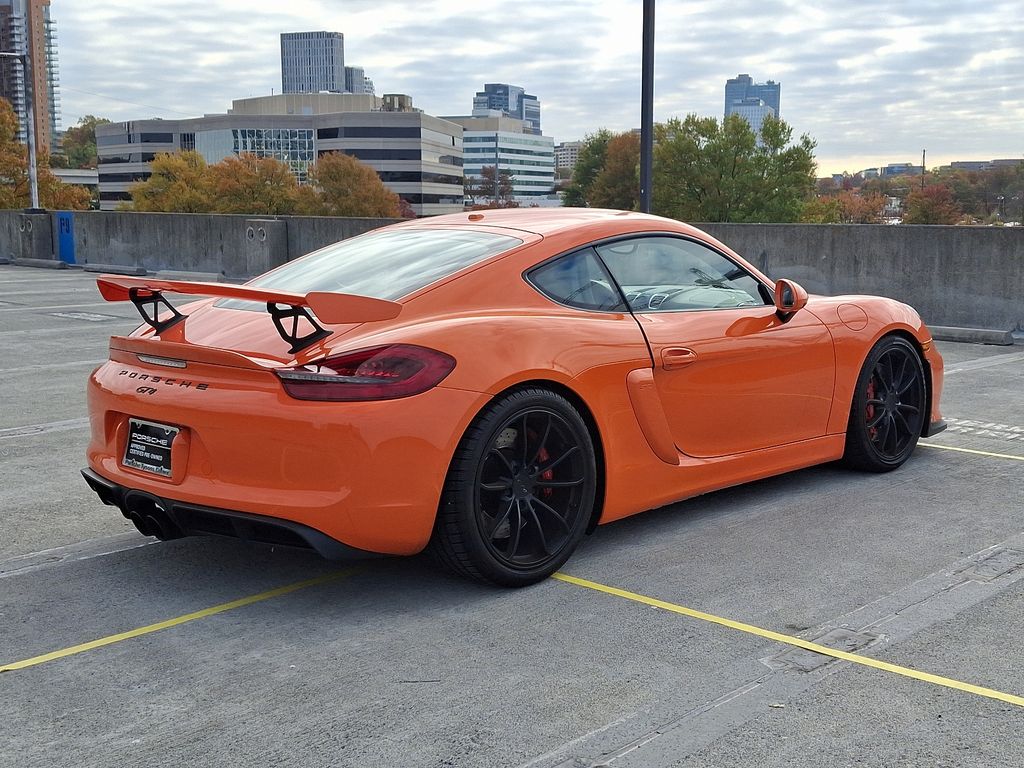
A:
[562,129,613,207]
[59,115,111,169]
[127,150,213,212]
[208,153,298,215]
[903,184,961,224]
[301,151,401,217]
[0,98,90,210]
[652,113,816,223]
[588,131,640,210]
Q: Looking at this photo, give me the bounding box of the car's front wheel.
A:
[429,387,597,587]
[843,335,927,472]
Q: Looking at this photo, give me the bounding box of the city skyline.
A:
[53,0,1023,176]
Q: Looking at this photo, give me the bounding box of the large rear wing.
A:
[96,276,401,353]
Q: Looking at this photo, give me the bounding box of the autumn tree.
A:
[902,184,961,224]
[127,150,213,212]
[562,129,613,207]
[653,113,816,223]
[59,115,111,169]
[208,153,298,215]
[292,152,399,217]
[0,98,90,210]
[588,131,640,210]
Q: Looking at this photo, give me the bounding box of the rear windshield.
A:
[233,228,523,303]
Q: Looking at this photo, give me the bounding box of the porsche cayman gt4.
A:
[83,209,945,586]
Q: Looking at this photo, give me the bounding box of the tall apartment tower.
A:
[0,0,59,154]
[472,83,541,135]
[724,73,780,118]
[280,31,345,93]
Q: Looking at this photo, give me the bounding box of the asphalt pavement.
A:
[1,264,1022,768]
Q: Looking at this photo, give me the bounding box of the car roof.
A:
[397,207,705,239]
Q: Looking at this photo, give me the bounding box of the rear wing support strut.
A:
[129,287,187,335]
[266,302,331,354]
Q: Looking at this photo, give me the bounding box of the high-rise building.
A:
[728,97,775,137]
[280,31,345,93]
[0,0,60,154]
[472,83,541,135]
[724,73,780,119]
[95,94,465,216]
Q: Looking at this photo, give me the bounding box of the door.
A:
[596,236,835,458]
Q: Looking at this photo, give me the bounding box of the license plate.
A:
[123,419,179,477]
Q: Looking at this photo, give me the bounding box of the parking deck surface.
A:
[1,265,1022,768]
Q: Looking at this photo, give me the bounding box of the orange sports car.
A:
[83,209,945,586]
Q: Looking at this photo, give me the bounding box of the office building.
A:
[881,163,922,177]
[95,94,464,216]
[0,0,59,154]
[554,141,582,172]
[281,31,345,93]
[724,73,780,119]
[344,65,374,95]
[472,83,541,135]
[445,115,554,204]
[728,97,775,137]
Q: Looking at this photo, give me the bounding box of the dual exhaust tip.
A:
[122,493,183,541]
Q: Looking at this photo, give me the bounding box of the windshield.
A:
[229,228,524,304]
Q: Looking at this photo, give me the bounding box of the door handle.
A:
[662,347,698,370]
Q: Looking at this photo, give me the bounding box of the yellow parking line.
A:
[920,443,1024,462]
[553,572,1024,708]
[0,570,352,673]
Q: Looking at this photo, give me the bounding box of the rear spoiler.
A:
[96,276,401,354]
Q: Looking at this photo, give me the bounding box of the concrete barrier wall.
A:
[0,210,400,279]
[1,211,1021,331]
[696,223,1024,333]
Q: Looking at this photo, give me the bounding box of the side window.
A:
[528,247,626,312]
[595,237,770,312]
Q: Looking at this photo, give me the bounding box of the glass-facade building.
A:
[724,74,780,119]
[472,83,541,135]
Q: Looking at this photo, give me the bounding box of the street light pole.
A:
[638,0,655,213]
[0,43,41,211]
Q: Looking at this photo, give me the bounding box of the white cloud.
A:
[54,0,1024,174]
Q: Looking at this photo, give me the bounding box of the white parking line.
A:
[0,360,104,374]
[945,351,1024,375]
[0,417,91,440]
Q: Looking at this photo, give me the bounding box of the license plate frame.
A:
[122,418,179,477]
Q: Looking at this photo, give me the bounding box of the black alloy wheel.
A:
[843,336,927,472]
[429,388,597,587]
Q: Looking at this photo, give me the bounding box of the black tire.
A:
[428,387,597,587]
[842,335,927,472]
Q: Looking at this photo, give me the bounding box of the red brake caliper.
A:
[538,447,554,498]
[866,378,877,440]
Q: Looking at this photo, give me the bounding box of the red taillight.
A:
[275,344,456,401]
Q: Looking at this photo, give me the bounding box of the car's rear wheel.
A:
[843,335,927,472]
[429,387,597,587]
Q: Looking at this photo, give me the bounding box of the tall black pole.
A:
[639,0,655,213]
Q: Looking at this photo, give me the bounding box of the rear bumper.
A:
[82,467,374,560]
[86,358,490,555]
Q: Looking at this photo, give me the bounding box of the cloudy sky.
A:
[57,0,1022,175]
